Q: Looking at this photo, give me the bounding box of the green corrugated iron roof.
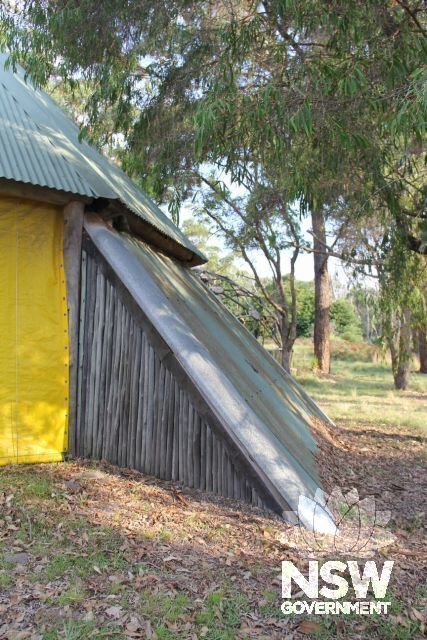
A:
[0,52,205,264]
[85,215,335,525]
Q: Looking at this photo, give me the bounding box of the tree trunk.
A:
[279,314,293,373]
[281,346,292,373]
[392,307,412,390]
[419,326,427,373]
[394,366,410,390]
[311,209,330,373]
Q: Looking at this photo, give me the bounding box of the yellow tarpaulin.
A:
[0,197,69,465]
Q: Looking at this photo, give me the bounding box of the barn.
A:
[0,53,334,525]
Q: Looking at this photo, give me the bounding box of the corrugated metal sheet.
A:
[0,52,204,262]
[0,83,95,195]
[84,214,334,523]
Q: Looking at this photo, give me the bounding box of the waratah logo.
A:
[284,487,395,557]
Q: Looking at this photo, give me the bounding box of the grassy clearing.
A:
[292,338,427,432]
[0,340,425,639]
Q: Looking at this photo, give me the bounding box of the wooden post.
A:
[63,201,85,456]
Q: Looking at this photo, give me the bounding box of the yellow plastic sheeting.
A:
[0,197,69,465]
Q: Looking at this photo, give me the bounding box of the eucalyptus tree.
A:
[412,284,427,374]
[330,207,426,389]
[193,176,304,371]
[378,240,426,389]
[418,325,427,374]
[2,1,424,236]
[2,0,425,377]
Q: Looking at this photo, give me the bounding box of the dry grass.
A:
[0,340,425,639]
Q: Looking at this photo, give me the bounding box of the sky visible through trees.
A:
[0,0,425,384]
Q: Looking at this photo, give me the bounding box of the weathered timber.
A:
[63,201,85,455]
[77,240,267,510]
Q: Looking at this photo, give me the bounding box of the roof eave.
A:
[91,199,207,267]
[0,177,207,266]
[0,176,93,206]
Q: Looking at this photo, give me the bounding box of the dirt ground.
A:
[0,404,425,639]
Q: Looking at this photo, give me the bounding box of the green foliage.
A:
[1,0,425,376]
[292,284,364,342]
[1,1,425,249]
[377,235,427,388]
[187,178,306,367]
[181,219,239,278]
[294,280,314,338]
[330,299,363,341]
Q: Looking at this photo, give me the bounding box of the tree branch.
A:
[298,237,384,266]
[395,0,427,36]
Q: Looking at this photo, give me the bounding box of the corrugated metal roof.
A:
[0,52,205,262]
[84,214,334,524]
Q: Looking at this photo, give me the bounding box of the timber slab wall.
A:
[76,236,266,509]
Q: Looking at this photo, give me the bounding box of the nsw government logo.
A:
[281,487,395,615]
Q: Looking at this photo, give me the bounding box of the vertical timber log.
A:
[164,372,174,478]
[205,423,212,492]
[63,201,84,455]
[76,250,87,456]
[77,247,268,512]
[172,381,180,480]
